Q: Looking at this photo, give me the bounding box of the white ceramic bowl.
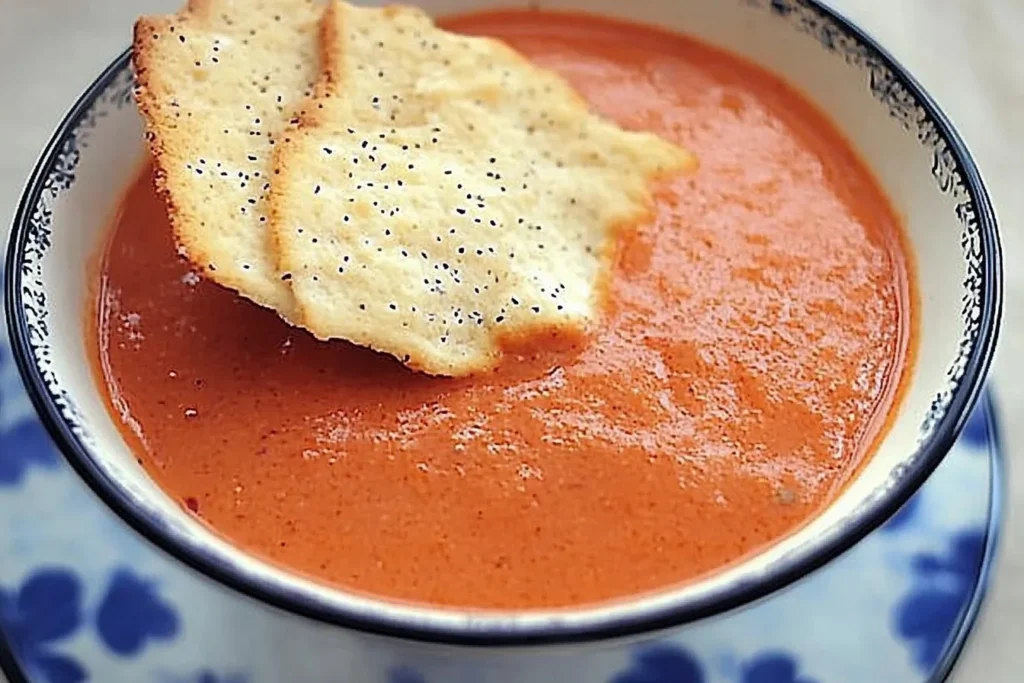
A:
[3,0,1001,679]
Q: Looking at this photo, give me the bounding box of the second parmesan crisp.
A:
[270,1,695,376]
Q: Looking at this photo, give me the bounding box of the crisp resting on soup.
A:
[90,6,915,609]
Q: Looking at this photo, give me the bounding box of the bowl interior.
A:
[6,0,998,642]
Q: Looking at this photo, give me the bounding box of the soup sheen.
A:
[92,11,913,609]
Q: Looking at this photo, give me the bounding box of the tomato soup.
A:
[90,11,914,609]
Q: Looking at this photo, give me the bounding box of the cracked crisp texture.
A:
[270,1,696,376]
[133,0,324,317]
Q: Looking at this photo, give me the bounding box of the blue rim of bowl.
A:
[3,1,1003,647]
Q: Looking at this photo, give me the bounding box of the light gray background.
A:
[0,1,1019,680]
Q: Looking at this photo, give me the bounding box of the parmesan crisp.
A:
[133,0,324,316]
[270,1,695,376]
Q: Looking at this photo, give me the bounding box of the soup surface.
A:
[92,11,913,609]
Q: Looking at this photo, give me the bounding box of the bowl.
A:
[3,0,1001,679]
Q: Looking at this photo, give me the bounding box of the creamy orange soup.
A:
[90,11,914,609]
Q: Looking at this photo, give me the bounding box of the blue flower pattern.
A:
[0,345,60,487]
[960,401,990,449]
[192,673,248,683]
[96,569,180,656]
[612,645,705,683]
[894,530,987,672]
[0,418,58,487]
[611,645,821,683]
[0,569,85,683]
[0,566,188,681]
[389,667,428,683]
[740,653,818,683]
